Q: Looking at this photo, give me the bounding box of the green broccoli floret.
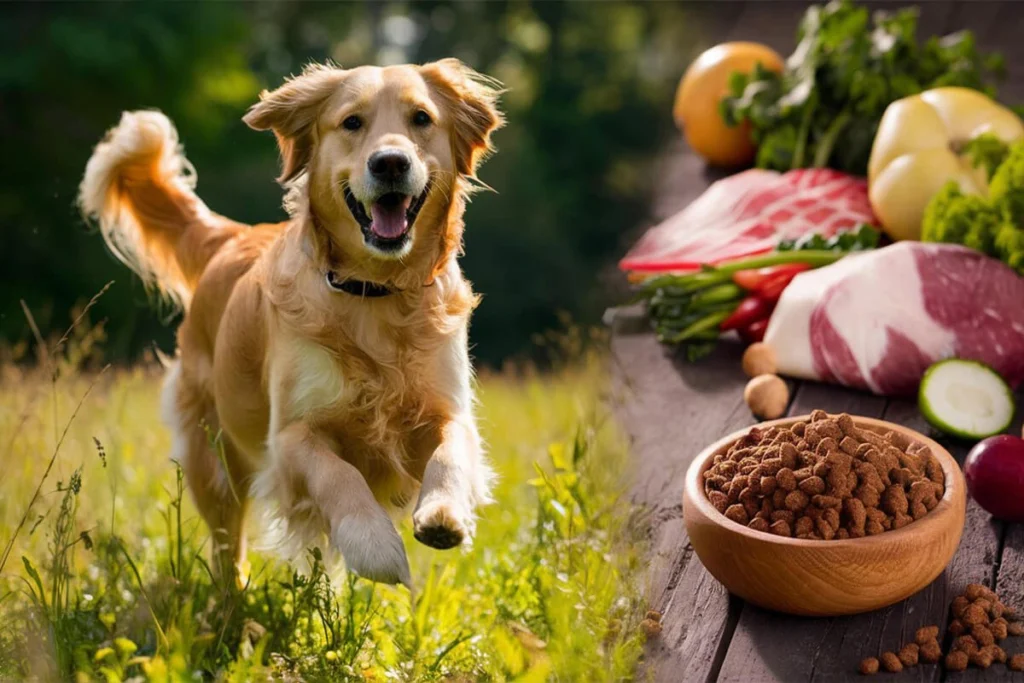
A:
[962,133,1011,179]
[995,222,1024,275]
[921,181,1001,254]
[989,139,1024,226]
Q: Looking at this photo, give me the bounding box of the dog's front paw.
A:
[332,512,411,587]
[413,498,474,550]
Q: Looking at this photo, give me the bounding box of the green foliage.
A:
[0,329,646,681]
[721,0,1005,175]
[0,2,693,366]
[922,141,1024,275]
[777,223,880,252]
[962,133,1012,179]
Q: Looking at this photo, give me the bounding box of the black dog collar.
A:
[325,270,396,298]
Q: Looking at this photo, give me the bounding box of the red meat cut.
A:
[765,243,1024,395]
[620,168,876,273]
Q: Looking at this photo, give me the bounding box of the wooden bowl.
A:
[682,415,967,616]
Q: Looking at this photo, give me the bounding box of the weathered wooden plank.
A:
[611,307,755,682]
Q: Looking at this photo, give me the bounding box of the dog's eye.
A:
[342,115,362,131]
[412,110,432,128]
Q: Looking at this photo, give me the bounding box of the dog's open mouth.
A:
[344,182,431,251]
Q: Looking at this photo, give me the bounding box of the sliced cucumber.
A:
[919,359,1015,440]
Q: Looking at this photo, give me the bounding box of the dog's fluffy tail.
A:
[79,110,243,306]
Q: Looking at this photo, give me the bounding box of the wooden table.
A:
[611,5,1024,679]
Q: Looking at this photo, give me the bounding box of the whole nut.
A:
[744,374,789,420]
[742,343,777,378]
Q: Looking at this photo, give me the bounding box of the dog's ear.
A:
[244,63,347,184]
[420,59,505,178]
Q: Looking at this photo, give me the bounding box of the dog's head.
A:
[244,60,503,285]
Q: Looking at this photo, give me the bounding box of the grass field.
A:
[0,322,648,682]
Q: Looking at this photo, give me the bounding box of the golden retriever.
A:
[78,60,504,587]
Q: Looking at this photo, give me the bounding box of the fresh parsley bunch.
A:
[720,0,1005,176]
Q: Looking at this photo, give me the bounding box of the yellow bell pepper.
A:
[867,87,1024,241]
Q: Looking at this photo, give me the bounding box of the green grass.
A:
[0,325,647,681]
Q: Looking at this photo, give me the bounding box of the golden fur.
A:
[78,60,504,586]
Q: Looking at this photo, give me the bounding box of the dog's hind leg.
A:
[163,360,252,588]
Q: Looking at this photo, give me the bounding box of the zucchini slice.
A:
[919,359,1015,440]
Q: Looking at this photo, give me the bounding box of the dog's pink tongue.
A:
[370,196,412,239]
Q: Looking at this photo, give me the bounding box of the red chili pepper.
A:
[739,318,770,344]
[757,269,805,303]
[720,296,772,332]
[732,263,812,293]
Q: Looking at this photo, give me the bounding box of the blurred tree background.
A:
[0,1,708,366]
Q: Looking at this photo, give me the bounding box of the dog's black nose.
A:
[368,149,411,181]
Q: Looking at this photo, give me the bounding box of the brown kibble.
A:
[882,485,909,516]
[798,476,826,496]
[952,596,969,618]
[961,603,989,627]
[776,468,797,492]
[1008,621,1024,636]
[858,657,879,675]
[784,490,810,512]
[914,625,939,644]
[919,639,941,663]
[724,504,749,525]
[898,643,919,667]
[704,413,942,542]
[812,494,842,510]
[1010,654,1024,671]
[708,490,729,513]
[970,624,994,647]
[640,618,662,638]
[948,619,965,636]
[795,516,814,536]
[748,517,770,532]
[879,652,902,673]
[983,644,1006,664]
[945,650,969,671]
[964,583,990,601]
[969,649,993,669]
[991,618,1008,640]
[951,635,978,655]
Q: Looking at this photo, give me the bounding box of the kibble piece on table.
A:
[914,625,939,644]
[1010,654,1024,671]
[858,657,879,676]
[880,652,903,673]
[919,639,942,663]
[969,648,994,669]
[945,651,969,672]
[897,643,919,667]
